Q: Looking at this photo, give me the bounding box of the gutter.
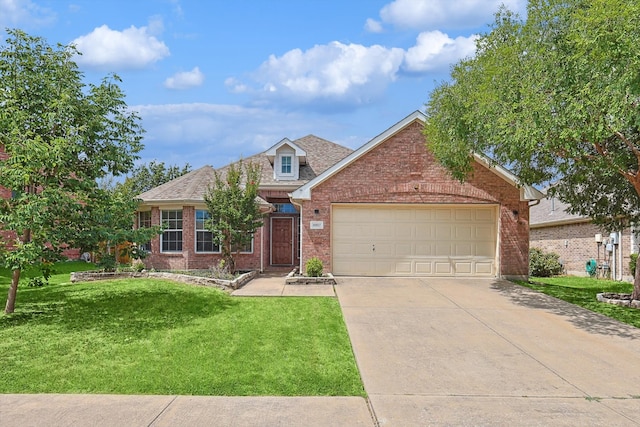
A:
[290,197,304,273]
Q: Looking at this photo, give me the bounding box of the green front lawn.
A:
[518,276,640,328]
[0,265,364,396]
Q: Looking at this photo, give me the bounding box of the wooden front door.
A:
[271,217,294,265]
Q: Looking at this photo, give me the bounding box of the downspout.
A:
[260,222,264,273]
[618,230,623,281]
[291,199,304,273]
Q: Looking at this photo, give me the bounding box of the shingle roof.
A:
[529,195,588,227]
[137,135,353,203]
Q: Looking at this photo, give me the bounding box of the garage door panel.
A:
[332,205,497,277]
[454,260,473,275]
[415,262,433,274]
[454,243,473,256]
[476,241,495,257]
[435,226,452,240]
[475,208,495,222]
[475,262,494,274]
[394,262,412,274]
[435,243,452,256]
[395,243,412,257]
[435,262,453,274]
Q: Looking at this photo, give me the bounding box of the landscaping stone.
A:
[596,292,640,308]
[70,270,257,291]
[284,270,336,285]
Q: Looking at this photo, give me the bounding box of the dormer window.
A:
[265,138,306,181]
[281,155,292,175]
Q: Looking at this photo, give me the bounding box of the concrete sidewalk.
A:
[336,277,640,426]
[0,394,373,427]
[231,274,336,297]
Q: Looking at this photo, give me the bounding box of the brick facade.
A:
[531,222,634,280]
[142,189,300,272]
[297,121,530,279]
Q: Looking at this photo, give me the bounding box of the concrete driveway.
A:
[336,277,640,426]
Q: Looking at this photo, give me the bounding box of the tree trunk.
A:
[4,268,21,314]
[632,255,640,301]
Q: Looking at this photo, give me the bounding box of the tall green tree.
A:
[0,29,146,313]
[203,161,263,273]
[425,0,640,298]
[114,160,192,197]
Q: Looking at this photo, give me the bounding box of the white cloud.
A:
[71,23,170,70]
[364,18,383,33]
[164,67,205,90]
[0,0,56,28]
[131,103,347,168]
[378,0,526,30]
[233,41,404,108]
[402,31,478,73]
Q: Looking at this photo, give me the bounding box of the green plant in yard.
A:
[97,254,117,272]
[424,0,640,300]
[132,259,146,272]
[0,30,158,314]
[203,160,264,274]
[0,264,364,396]
[306,257,324,277]
[529,248,563,277]
[630,254,638,278]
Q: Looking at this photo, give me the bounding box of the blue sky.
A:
[0,0,526,171]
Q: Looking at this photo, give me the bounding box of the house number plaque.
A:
[310,221,324,230]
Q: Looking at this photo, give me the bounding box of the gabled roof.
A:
[265,138,307,165]
[137,165,216,204]
[137,134,353,204]
[290,111,544,202]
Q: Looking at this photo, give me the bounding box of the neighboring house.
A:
[137,111,543,279]
[530,195,636,280]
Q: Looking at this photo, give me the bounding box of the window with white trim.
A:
[281,155,292,175]
[195,210,220,253]
[161,210,182,252]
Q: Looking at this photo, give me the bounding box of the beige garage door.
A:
[332,204,497,276]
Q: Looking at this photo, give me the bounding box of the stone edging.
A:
[70,270,257,292]
[284,270,336,285]
[596,292,640,309]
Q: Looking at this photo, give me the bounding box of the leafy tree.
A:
[424,0,640,299]
[115,161,192,197]
[76,187,160,267]
[0,29,147,313]
[203,161,263,273]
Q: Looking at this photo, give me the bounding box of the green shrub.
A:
[529,247,563,277]
[97,254,117,272]
[132,259,146,272]
[630,253,638,278]
[305,257,324,277]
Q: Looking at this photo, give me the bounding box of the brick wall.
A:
[298,120,529,278]
[143,205,265,272]
[531,222,634,280]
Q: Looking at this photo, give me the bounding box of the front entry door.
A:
[271,217,294,265]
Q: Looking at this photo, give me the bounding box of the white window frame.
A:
[195,210,221,253]
[279,154,293,176]
[161,210,183,253]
